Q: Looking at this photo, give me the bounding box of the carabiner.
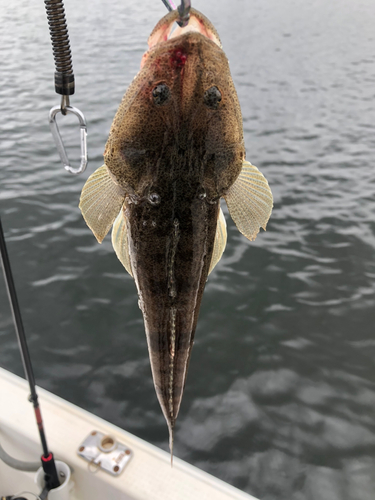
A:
[161,0,191,27]
[48,100,88,175]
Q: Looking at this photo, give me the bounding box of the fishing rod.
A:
[0,218,60,494]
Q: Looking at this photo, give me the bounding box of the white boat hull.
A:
[0,367,258,500]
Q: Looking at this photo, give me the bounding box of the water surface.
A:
[1,0,375,498]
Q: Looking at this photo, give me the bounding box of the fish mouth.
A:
[147,7,222,50]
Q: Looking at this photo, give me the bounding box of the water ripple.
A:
[1,0,375,498]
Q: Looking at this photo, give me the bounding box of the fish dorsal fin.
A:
[111,211,133,277]
[224,160,273,241]
[79,165,125,243]
[208,206,227,275]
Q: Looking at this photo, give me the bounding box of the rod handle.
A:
[42,452,61,490]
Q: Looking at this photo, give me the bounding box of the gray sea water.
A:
[1,0,375,498]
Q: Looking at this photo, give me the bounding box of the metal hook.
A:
[48,101,88,175]
[161,0,191,27]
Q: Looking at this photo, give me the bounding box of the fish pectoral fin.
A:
[208,206,227,275]
[224,160,273,241]
[79,165,126,243]
[111,211,133,277]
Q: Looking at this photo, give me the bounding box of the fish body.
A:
[79,8,273,454]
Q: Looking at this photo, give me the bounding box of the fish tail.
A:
[169,422,174,467]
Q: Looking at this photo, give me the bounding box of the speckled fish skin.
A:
[103,9,245,441]
[80,8,273,454]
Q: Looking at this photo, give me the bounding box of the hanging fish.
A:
[79,8,273,457]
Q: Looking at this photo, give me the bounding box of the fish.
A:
[79,7,273,458]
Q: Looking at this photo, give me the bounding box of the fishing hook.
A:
[161,0,191,27]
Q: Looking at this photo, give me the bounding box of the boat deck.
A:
[0,367,258,500]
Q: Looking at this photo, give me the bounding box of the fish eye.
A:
[204,86,222,109]
[152,84,170,106]
[148,192,161,205]
[197,186,206,200]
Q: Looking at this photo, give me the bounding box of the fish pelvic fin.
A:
[208,206,227,275]
[79,165,126,243]
[224,160,273,241]
[112,211,133,277]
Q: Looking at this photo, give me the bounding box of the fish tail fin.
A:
[169,422,174,467]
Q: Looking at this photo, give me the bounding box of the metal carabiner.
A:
[48,97,88,175]
[161,0,191,27]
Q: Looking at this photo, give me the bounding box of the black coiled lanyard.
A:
[44,0,87,174]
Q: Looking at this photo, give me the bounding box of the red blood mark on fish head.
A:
[170,48,187,68]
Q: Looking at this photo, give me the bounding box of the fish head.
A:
[104,8,245,202]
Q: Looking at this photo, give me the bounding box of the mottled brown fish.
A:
[79,8,273,457]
